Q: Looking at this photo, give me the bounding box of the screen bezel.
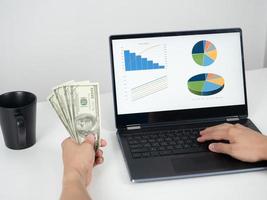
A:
[109,28,248,128]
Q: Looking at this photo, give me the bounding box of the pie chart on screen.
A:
[192,40,217,66]
[187,73,224,96]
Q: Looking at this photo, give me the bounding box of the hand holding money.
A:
[48,81,101,149]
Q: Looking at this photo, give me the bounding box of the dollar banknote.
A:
[48,81,101,149]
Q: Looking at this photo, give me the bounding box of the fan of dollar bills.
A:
[48,81,101,149]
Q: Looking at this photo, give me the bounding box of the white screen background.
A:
[112,32,245,115]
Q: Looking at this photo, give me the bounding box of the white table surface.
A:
[0,68,267,200]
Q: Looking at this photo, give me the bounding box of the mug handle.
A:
[16,115,27,147]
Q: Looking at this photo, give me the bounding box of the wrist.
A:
[63,169,86,188]
[61,169,92,200]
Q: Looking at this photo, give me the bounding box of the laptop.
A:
[109,28,267,182]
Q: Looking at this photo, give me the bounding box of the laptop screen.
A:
[111,30,246,116]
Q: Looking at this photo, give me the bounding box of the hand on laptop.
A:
[60,134,107,200]
[197,123,267,162]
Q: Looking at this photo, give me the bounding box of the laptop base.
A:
[117,118,267,182]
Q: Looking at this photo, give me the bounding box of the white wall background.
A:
[0,0,267,101]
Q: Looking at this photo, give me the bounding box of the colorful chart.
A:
[124,50,164,71]
[192,40,217,66]
[187,73,224,96]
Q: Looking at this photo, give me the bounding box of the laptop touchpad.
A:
[171,153,237,173]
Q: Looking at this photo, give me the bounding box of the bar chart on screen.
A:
[123,44,167,72]
[124,50,165,71]
[118,44,168,101]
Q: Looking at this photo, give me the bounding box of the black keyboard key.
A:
[128,140,138,145]
[165,138,172,142]
[131,147,149,153]
[160,141,168,146]
[182,136,188,140]
[142,152,150,157]
[166,146,174,150]
[176,140,183,145]
[151,135,158,139]
[184,129,191,133]
[148,138,155,143]
[184,144,190,148]
[174,144,182,149]
[151,151,159,157]
[159,146,166,151]
[152,142,160,147]
[140,139,147,143]
[192,143,199,147]
[149,147,157,151]
[132,153,141,158]
[143,143,151,147]
[142,135,149,139]
[129,144,142,149]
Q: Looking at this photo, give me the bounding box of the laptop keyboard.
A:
[126,127,209,159]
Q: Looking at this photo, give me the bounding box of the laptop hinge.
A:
[126,124,141,130]
[226,116,240,122]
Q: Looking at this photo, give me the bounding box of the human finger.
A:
[100,139,107,147]
[96,149,103,157]
[200,123,233,135]
[84,134,95,146]
[209,142,232,155]
[197,129,231,142]
[94,157,104,166]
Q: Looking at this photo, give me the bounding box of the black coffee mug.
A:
[0,91,37,149]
